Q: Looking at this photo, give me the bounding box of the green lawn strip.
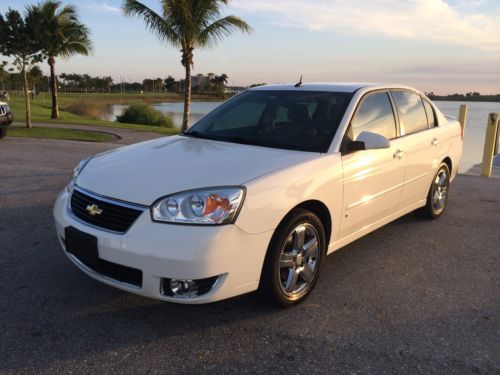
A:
[5,91,217,134]
[7,126,116,143]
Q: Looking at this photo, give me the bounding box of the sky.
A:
[1,0,499,94]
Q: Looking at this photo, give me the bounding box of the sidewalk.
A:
[11,121,164,145]
[465,154,500,178]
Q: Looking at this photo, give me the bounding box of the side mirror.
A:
[355,131,391,150]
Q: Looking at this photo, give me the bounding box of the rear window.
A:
[392,91,429,135]
[422,99,436,128]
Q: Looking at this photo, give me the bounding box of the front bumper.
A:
[53,188,274,304]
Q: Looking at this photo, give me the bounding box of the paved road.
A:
[1,137,499,374]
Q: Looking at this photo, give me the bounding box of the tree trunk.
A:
[22,65,32,129]
[48,57,59,119]
[182,56,192,132]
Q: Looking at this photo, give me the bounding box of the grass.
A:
[5,91,216,135]
[7,126,116,143]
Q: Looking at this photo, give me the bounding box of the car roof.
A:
[249,82,416,93]
[0,102,7,105]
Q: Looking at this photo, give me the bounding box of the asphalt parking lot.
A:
[1,137,499,374]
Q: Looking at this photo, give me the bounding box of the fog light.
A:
[162,275,221,298]
[169,279,198,298]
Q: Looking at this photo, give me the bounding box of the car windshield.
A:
[183,90,353,152]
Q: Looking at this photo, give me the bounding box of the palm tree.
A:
[0,8,44,128]
[34,1,92,119]
[123,0,252,131]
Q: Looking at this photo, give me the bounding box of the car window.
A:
[0,106,4,115]
[422,99,436,128]
[392,91,429,135]
[349,92,397,140]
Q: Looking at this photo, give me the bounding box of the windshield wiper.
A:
[222,136,253,145]
[182,130,219,141]
[183,131,252,145]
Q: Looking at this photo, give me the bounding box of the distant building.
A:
[192,73,216,89]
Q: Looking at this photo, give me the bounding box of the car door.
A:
[340,91,406,238]
[390,91,440,209]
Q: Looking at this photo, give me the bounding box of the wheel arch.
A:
[278,200,332,247]
[442,157,452,174]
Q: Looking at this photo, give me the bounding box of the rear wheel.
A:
[419,163,450,219]
[0,127,7,139]
[259,208,325,306]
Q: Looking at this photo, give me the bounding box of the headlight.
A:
[151,187,246,225]
[67,157,91,192]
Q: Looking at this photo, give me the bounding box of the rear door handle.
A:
[431,138,438,146]
[393,150,404,159]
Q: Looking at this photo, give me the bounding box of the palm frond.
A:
[197,15,252,48]
[122,0,180,46]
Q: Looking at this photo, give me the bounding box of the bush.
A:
[116,103,175,128]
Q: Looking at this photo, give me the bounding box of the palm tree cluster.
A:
[59,73,113,93]
[210,73,228,88]
[0,1,91,127]
[122,0,252,131]
[142,77,165,93]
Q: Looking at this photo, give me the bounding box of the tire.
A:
[418,162,450,219]
[0,127,7,140]
[258,208,326,307]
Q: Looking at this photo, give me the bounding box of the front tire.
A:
[259,208,326,307]
[419,163,450,219]
[0,128,7,139]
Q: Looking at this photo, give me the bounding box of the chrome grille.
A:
[70,187,145,233]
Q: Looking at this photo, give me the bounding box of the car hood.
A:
[77,135,318,205]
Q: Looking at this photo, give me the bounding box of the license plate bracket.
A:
[65,226,99,268]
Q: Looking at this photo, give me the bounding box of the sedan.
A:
[53,83,463,306]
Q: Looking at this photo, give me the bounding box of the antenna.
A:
[294,75,303,87]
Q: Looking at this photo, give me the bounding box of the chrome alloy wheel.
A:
[278,223,320,297]
[431,168,449,214]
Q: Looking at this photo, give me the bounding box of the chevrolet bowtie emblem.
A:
[86,204,103,216]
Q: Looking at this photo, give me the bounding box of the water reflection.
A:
[107,101,223,128]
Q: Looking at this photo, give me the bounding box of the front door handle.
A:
[393,150,404,159]
[431,138,438,146]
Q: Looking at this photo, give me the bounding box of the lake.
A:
[110,100,500,173]
[109,102,223,129]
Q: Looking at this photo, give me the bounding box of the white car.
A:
[53,83,463,306]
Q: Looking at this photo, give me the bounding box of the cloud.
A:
[232,0,500,51]
[84,2,121,14]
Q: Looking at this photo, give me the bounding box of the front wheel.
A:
[259,208,326,306]
[419,163,450,219]
[0,127,7,139]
